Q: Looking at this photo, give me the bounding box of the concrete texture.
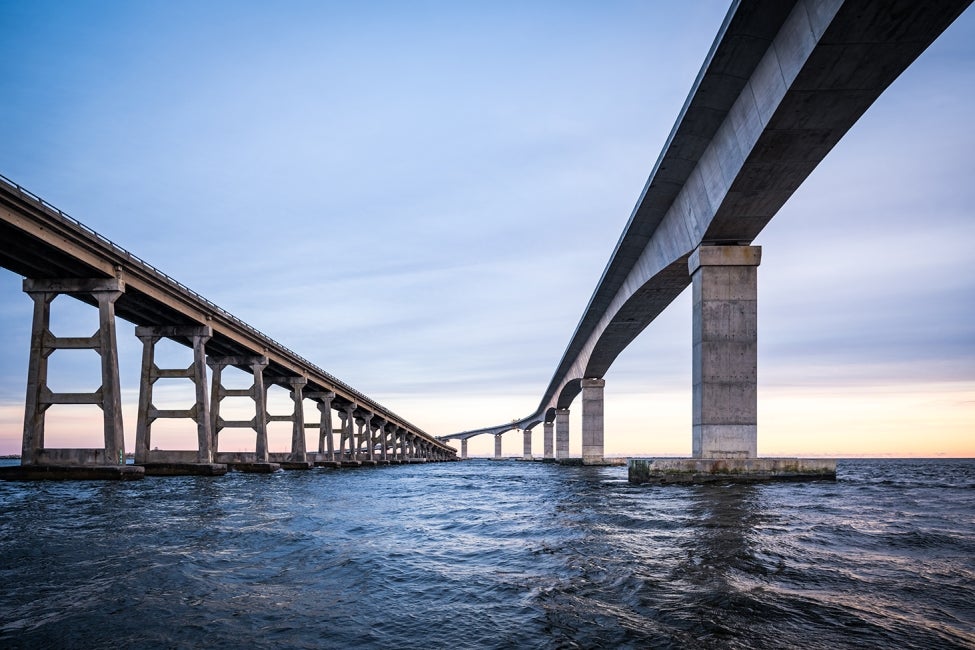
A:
[690,246,761,459]
[629,457,837,484]
[543,421,554,459]
[523,429,532,460]
[581,378,605,464]
[0,464,145,481]
[555,408,569,459]
[141,463,227,476]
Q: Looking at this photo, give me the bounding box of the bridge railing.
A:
[0,173,443,446]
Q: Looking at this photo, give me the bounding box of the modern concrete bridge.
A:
[440,0,971,480]
[0,174,455,479]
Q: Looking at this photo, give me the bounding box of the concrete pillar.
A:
[555,408,569,459]
[344,405,356,459]
[461,438,468,459]
[523,428,532,460]
[581,378,606,464]
[337,408,349,459]
[689,245,761,459]
[379,421,389,461]
[134,325,213,465]
[543,421,554,459]
[21,278,125,466]
[310,392,336,459]
[494,433,502,459]
[362,413,374,460]
[287,378,307,463]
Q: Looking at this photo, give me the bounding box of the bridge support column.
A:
[460,439,468,459]
[555,408,569,459]
[265,377,311,469]
[341,405,358,465]
[543,421,554,459]
[581,378,606,464]
[208,356,276,472]
[494,433,502,459]
[307,392,336,465]
[134,325,225,475]
[690,245,760,459]
[1,278,144,480]
[523,428,532,460]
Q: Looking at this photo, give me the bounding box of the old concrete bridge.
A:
[439,0,971,481]
[0,174,456,479]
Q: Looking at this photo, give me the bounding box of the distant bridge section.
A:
[0,174,455,478]
[442,0,971,469]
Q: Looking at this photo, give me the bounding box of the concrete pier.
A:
[134,325,221,475]
[581,378,605,465]
[543,421,554,459]
[523,428,532,460]
[629,458,836,484]
[0,278,141,481]
[555,408,569,459]
[461,438,468,459]
[494,433,502,459]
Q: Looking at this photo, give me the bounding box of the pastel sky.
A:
[0,2,972,458]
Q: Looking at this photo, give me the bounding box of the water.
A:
[1,458,973,649]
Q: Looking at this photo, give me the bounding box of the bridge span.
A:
[0,174,455,479]
[440,0,971,480]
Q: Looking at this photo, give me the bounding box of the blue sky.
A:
[1,1,972,457]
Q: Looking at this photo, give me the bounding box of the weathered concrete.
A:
[135,325,213,469]
[208,356,270,462]
[523,428,532,460]
[461,438,468,458]
[141,463,227,476]
[629,457,836,484]
[0,464,145,481]
[690,246,760,459]
[555,408,569,459]
[21,278,126,469]
[543,421,554,459]
[228,462,281,474]
[581,378,605,464]
[494,433,502,459]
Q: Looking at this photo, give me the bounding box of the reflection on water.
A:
[1,459,973,648]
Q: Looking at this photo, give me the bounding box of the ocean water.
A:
[0,458,973,649]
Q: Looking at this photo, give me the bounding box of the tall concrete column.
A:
[555,408,570,459]
[287,378,307,463]
[379,421,389,461]
[543,421,554,459]
[251,360,269,462]
[494,433,502,459]
[523,428,532,460]
[581,378,606,464]
[343,405,356,460]
[21,290,55,463]
[94,287,125,465]
[310,392,335,459]
[690,245,761,459]
[461,438,468,459]
[362,413,374,460]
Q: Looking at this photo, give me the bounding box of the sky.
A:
[0,1,972,458]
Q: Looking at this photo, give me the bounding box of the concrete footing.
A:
[628,458,836,484]
[140,463,228,476]
[314,460,341,468]
[227,462,280,473]
[278,461,314,470]
[0,464,146,481]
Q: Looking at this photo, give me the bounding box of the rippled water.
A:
[1,458,973,648]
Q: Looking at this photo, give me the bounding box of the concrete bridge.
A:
[440,0,971,481]
[0,174,455,479]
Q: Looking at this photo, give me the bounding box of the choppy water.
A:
[1,458,973,649]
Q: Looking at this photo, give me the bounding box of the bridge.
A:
[440,0,971,481]
[0,174,456,479]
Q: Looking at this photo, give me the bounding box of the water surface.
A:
[1,458,973,648]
